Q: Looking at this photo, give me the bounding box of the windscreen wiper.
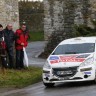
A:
[65,52,77,54]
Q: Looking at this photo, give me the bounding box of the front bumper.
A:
[43,65,95,83]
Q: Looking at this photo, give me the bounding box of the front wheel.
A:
[94,75,96,83]
[43,82,55,87]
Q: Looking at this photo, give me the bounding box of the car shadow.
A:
[45,81,95,89]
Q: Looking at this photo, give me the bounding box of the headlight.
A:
[80,57,94,67]
[43,61,51,69]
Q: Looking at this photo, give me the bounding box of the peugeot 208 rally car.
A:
[42,37,96,87]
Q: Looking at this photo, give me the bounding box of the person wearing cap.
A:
[3,24,15,69]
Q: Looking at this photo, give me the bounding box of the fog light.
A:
[84,75,88,78]
[45,77,49,81]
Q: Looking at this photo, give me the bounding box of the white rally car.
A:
[42,37,96,87]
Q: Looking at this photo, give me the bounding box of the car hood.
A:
[48,53,94,68]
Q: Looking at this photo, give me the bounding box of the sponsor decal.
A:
[50,60,59,64]
[59,56,85,62]
[49,55,89,64]
[59,58,85,62]
[49,56,59,60]
[49,56,59,64]
[84,72,91,75]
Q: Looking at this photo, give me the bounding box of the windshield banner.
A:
[49,54,90,64]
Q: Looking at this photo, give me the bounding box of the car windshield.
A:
[52,43,95,55]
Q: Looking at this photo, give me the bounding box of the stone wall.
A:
[44,0,64,40]
[90,0,96,19]
[0,0,19,31]
[44,0,96,40]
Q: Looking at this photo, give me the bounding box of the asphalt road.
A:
[26,41,46,67]
[1,41,96,96]
[1,81,96,96]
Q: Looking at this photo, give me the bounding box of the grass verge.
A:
[29,31,44,41]
[0,67,42,88]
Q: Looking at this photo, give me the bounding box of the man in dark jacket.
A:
[3,24,15,69]
[0,24,3,38]
[15,24,29,69]
[0,24,7,69]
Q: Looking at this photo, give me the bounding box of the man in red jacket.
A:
[15,24,29,69]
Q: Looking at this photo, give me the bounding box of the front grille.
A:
[53,66,78,78]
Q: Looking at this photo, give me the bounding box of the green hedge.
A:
[29,31,44,41]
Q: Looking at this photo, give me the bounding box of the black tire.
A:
[92,74,96,84]
[43,82,55,87]
[94,76,96,83]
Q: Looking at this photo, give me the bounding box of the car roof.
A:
[59,37,96,45]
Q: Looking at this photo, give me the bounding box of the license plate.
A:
[57,71,73,75]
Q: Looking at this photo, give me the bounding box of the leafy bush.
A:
[29,31,44,41]
[74,24,96,36]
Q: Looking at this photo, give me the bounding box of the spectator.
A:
[15,24,29,69]
[0,24,8,69]
[0,24,3,38]
[3,24,15,69]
